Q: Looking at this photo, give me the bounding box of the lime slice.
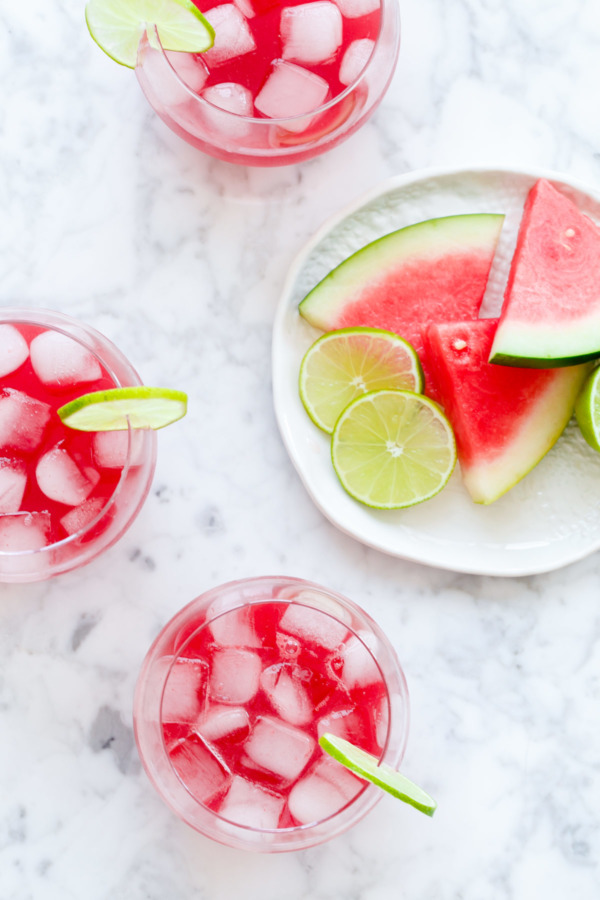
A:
[58,387,187,431]
[575,366,600,452]
[331,389,456,509]
[299,328,424,434]
[85,0,214,69]
[319,733,437,817]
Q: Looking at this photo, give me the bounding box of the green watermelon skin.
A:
[299,214,504,391]
[490,179,600,367]
[425,318,588,504]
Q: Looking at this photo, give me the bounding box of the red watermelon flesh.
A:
[424,318,588,504]
[490,178,600,367]
[299,214,505,393]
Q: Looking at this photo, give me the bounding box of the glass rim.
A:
[139,0,398,125]
[0,307,155,557]
[150,575,410,837]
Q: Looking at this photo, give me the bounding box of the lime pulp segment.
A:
[575,365,600,452]
[299,327,424,434]
[319,733,437,816]
[58,387,188,431]
[85,0,215,68]
[331,389,456,509]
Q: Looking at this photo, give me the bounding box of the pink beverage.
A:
[0,309,157,583]
[135,0,400,165]
[134,577,409,851]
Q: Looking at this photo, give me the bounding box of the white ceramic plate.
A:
[272,166,600,577]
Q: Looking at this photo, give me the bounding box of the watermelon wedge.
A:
[490,179,600,367]
[424,318,588,504]
[298,214,505,391]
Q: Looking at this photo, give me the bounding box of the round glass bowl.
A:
[133,575,409,852]
[135,0,401,166]
[0,308,157,582]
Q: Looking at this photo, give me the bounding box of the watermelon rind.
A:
[463,364,589,503]
[298,214,505,330]
[489,321,600,368]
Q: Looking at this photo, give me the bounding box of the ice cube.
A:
[0,389,51,454]
[0,459,27,514]
[138,38,192,109]
[207,596,261,648]
[201,82,254,138]
[279,603,348,651]
[255,61,329,129]
[339,632,381,689]
[210,648,262,704]
[0,325,29,378]
[0,511,51,553]
[281,2,342,65]
[165,50,209,93]
[277,587,354,624]
[29,330,102,389]
[339,38,375,85]
[59,497,106,536]
[244,715,314,780]
[233,0,255,17]
[375,694,389,749]
[201,82,254,140]
[168,732,231,802]
[92,430,145,469]
[260,664,313,726]
[36,446,100,506]
[161,656,209,724]
[203,5,256,67]
[203,82,253,116]
[317,706,366,745]
[219,775,285,829]
[313,755,363,797]
[197,705,250,742]
[334,0,379,17]
[288,756,362,824]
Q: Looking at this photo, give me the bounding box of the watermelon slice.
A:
[490,179,600,367]
[424,318,588,504]
[298,214,505,392]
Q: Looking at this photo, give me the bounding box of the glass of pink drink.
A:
[134,576,409,851]
[0,308,157,583]
[135,0,400,165]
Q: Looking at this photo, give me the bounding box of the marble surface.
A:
[2,0,600,897]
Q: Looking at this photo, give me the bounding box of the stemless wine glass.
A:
[0,308,157,583]
[134,576,410,852]
[135,0,401,166]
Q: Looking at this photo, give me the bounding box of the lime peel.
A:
[319,733,437,817]
[575,366,600,452]
[58,387,188,432]
[85,0,214,69]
